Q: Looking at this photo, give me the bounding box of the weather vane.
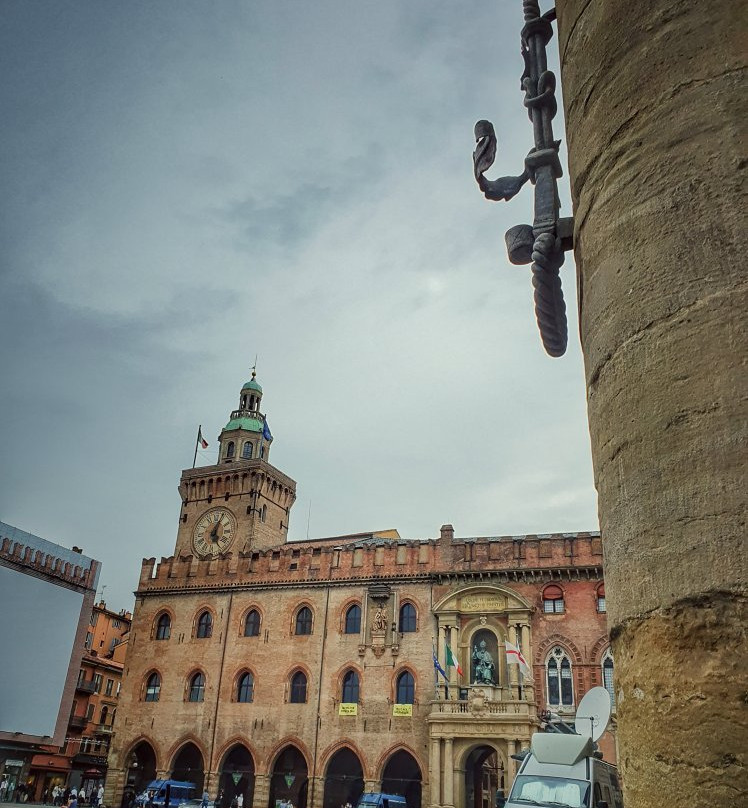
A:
[473,0,573,357]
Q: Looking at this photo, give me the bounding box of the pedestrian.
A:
[80,789,87,806]
[201,792,209,808]
[236,796,243,808]
[230,797,238,808]
[98,786,105,808]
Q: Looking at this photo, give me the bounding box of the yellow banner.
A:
[392,703,413,717]
[339,703,358,716]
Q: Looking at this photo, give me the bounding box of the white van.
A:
[505,734,623,808]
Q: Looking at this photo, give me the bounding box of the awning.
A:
[83,769,104,777]
[30,755,71,771]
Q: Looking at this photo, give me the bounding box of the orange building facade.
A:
[106,377,615,808]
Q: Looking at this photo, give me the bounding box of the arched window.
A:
[99,706,109,725]
[290,671,307,703]
[399,602,417,632]
[188,672,205,702]
[242,441,253,459]
[261,504,267,522]
[546,647,574,707]
[196,610,213,638]
[155,613,171,640]
[237,672,254,703]
[602,650,615,708]
[344,604,361,634]
[226,441,235,458]
[241,395,247,409]
[341,670,359,703]
[244,609,261,637]
[597,584,606,613]
[543,585,565,614]
[396,671,415,704]
[295,606,313,635]
[144,672,160,702]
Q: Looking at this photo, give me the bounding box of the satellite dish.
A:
[575,687,611,742]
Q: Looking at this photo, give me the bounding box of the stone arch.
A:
[378,747,422,808]
[460,742,507,808]
[265,737,312,776]
[391,664,419,704]
[590,634,611,663]
[267,742,310,808]
[318,740,370,780]
[166,734,209,773]
[322,745,364,808]
[331,663,363,704]
[169,739,206,791]
[122,736,159,796]
[432,584,533,613]
[534,633,583,665]
[218,742,255,807]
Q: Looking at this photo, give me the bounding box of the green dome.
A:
[242,378,262,392]
[223,416,263,433]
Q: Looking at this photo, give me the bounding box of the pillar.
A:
[308,776,324,808]
[103,768,124,808]
[363,780,379,795]
[555,1,748,805]
[507,626,519,696]
[448,626,459,690]
[442,739,454,808]
[428,739,441,808]
[251,775,269,808]
[505,742,516,791]
[520,624,533,702]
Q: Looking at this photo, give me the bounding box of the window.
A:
[396,671,415,704]
[93,674,103,693]
[110,637,120,651]
[341,670,359,703]
[244,610,261,637]
[86,703,95,720]
[543,585,565,614]
[344,604,361,634]
[113,619,121,628]
[99,706,109,725]
[145,672,161,702]
[399,602,417,632]
[85,632,93,649]
[105,678,114,696]
[242,441,253,459]
[597,584,606,613]
[237,672,254,703]
[602,650,615,708]
[290,671,307,703]
[196,610,213,638]
[155,613,171,640]
[295,606,313,635]
[89,611,98,627]
[261,504,267,522]
[226,441,235,458]
[546,647,574,707]
[77,669,86,686]
[188,672,205,702]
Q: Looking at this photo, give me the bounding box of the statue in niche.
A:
[372,607,388,632]
[472,639,496,685]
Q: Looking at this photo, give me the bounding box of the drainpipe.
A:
[309,586,331,808]
[209,591,235,794]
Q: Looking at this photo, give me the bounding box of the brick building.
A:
[106,376,615,808]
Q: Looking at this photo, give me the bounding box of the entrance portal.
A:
[219,745,255,807]
[123,742,157,807]
[381,751,421,808]
[268,746,307,808]
[323,748,363,808]
[171,743,205,792]
[464,747,504,808]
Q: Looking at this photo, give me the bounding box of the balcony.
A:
[76,679,96,694]
[96,723,113,735]
[68,715,89,730]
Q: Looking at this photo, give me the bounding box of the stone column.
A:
[428,739,441,808]
[363,780,379,795]
[507,626,519,697]
[555,1,748,805]
[103,768,124,808]
[442,739,454,808]
[520,624,533,702]
[251,775,269,808]
[448,626,459,693]
[308,776,324,808]
[505,741,516,790]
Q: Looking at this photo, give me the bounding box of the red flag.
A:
[198,428,209,449]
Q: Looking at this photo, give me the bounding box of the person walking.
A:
[97,786,105,808]
[201,792,209,808]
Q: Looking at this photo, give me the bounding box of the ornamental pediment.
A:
[433,585,531,615]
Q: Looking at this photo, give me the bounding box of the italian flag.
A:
[445,643,463,676]
[198,427,209,449]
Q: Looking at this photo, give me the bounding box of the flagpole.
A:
[193,425,201,469]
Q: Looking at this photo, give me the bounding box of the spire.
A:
[218,373,272,464]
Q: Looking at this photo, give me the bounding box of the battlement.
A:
[0,522,99,591]
[137,528,603,592]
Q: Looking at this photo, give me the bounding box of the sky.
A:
[0,0,598,613]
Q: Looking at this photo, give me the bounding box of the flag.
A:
[505,640,532,679]
[445,643,463,676]
[197,427,209,449]
[432,648,448,681]
[262,420,272,441]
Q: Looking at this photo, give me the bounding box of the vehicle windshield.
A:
[508,775,589,808]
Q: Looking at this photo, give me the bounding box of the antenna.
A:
[575,686,612,742]
[306,500,312,540]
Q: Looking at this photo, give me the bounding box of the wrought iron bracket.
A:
[473,2,574,357]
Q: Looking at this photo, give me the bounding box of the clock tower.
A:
[174,372,297,558]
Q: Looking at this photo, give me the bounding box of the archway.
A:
[123,741,157,808]
[464,747,504,808]
[171,743,205,792]
[219,745,255,807]
[268,746,307,808]
[323,748,363,808]
[381,751,421,808]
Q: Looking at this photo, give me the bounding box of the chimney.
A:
[440,524,454,542]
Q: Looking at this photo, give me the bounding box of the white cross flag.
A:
[506,640,532,679]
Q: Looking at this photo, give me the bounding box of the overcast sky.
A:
[0,1,597,613]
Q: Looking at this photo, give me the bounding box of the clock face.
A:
[192,507,236,558]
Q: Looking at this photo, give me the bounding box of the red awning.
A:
[30,755,71,771]
[83,769,104,776]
